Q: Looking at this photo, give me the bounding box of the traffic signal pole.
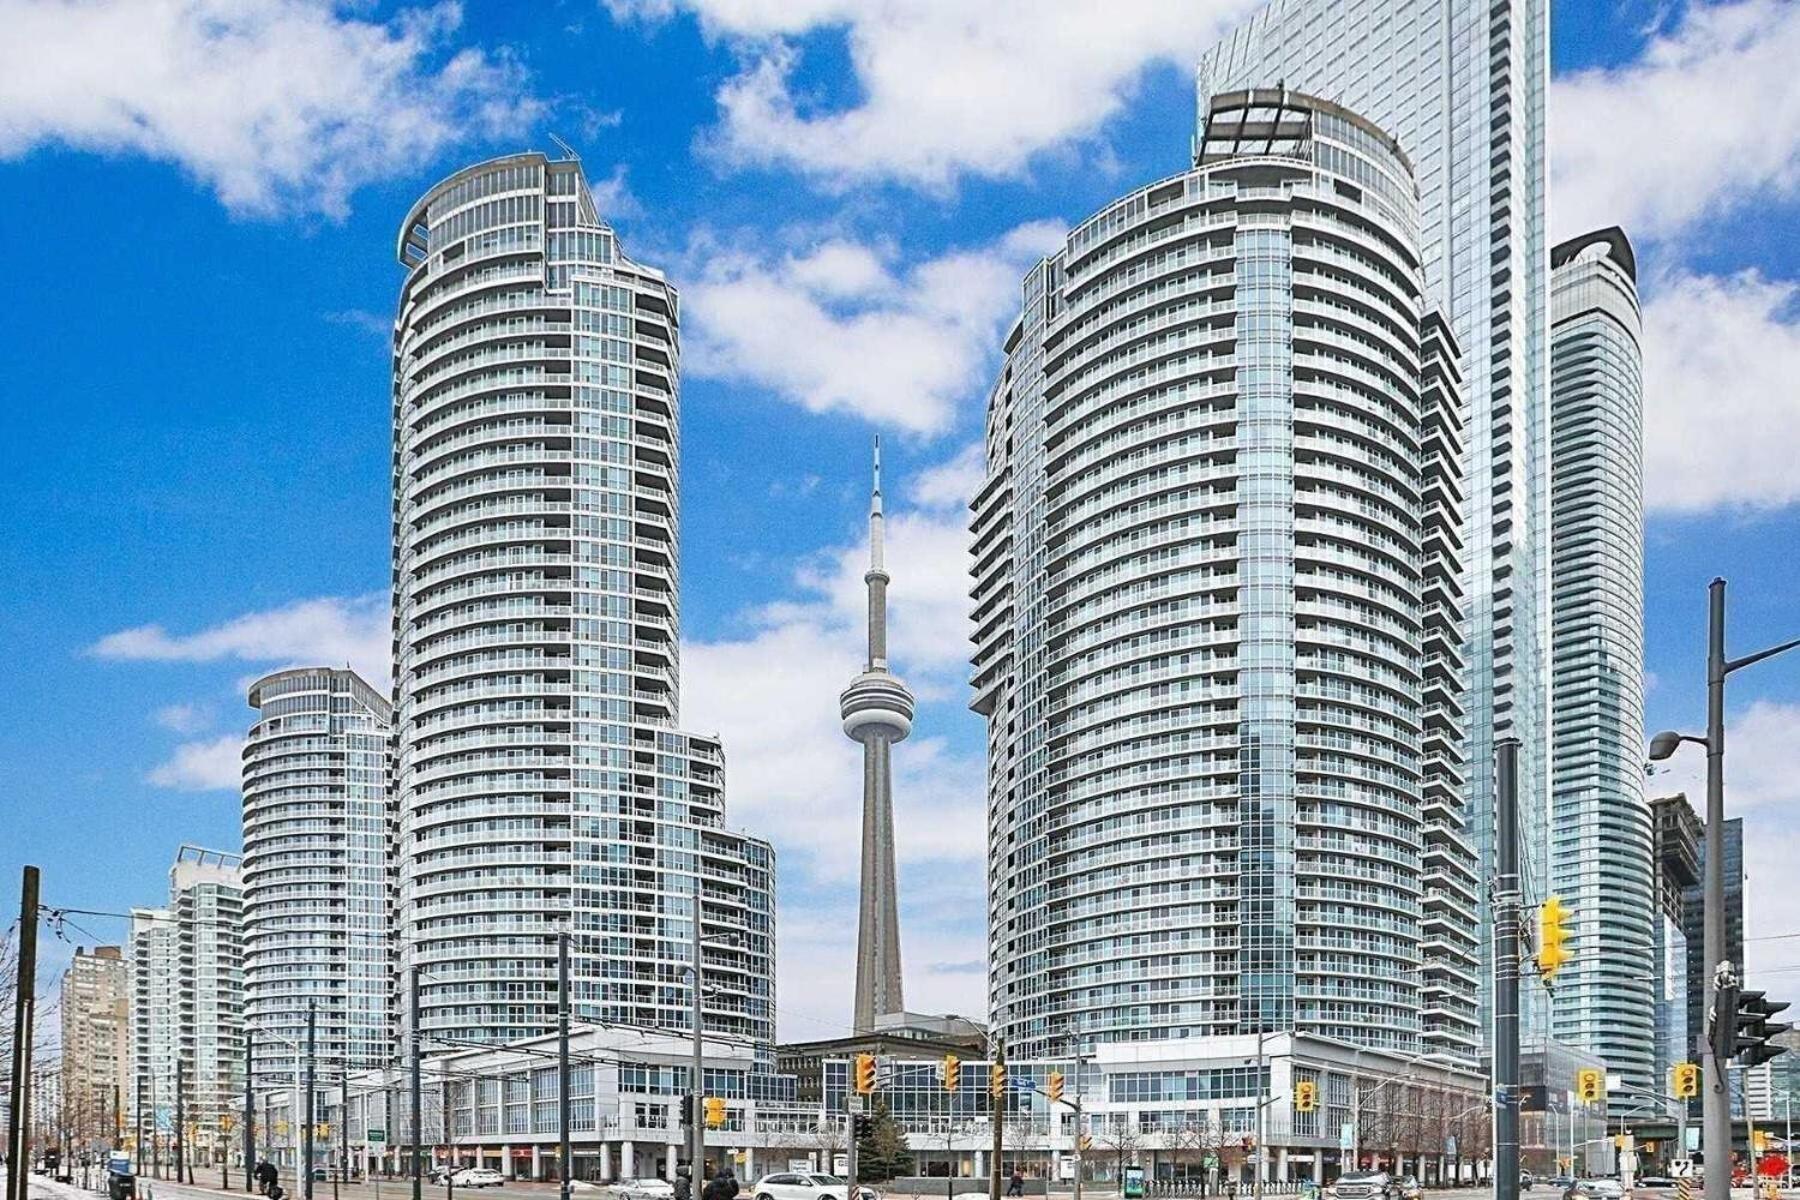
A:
[690,878,705,1179]
[4,866,39,1200]
[1702,580,1730,1200]
[1494,739,1522,1200]
[558,931,571,1200]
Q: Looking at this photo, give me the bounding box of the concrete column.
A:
[742,1147,754,1180]
[530,1144,541,1182]
[621,1141,635,1179]
[599,1142,613,1182]
[666,1144,678,1179]
[1277,1148,1289,1183]
[975,1149,987,1179]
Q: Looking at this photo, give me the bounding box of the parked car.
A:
[750,1173,879,1200]
[452,1168,506,1188]
[1332,1172,1403,1200]
[604,1179,678,1200]
[1562,1179,1625,1200]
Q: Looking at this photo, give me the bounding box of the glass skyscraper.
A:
[391,152,775,1047]
[1548,229,1652,1090]
[242,667,395,1082]
[974,90,1476,1058]
[1198,0,1550,1049]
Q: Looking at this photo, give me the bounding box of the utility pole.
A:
[411,968,422,1200]
[340,1069,349,1200]
[4,865,39,1200]
[247,1037,257,1192]
[441,1077,454,1200]
[690,878,705,1179]
[136,1074,146,1176]
[989,1041,1005,1200]
[558,930,571,1200]
[1256,1030,1270,1200]
[176,1055,188,1185]
[1494,738,1522,1200]
[305,1000,317,1200]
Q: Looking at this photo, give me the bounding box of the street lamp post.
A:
[1649,578,1800,1200]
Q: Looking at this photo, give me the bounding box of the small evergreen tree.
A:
[856,1098,913,1182]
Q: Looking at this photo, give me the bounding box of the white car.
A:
[451,1169,506,1188]
[750,1174,878,1200]
[609,1180,678,1200]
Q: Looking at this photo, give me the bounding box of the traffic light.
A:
[852,1114,874,1139]
[855,1053,878,1095]
[1672,1062,1700,1100]
[943,1054,961,1093]
[1538,896,1571,980]
[680,1094,695,1127]
[1575,1067,1604,1104]
[1077,1135,1092,1152]
[705,1096,727,1128]
[1295,1081,1318,1113]
[1725,989,1794,1068]
[1755,1131,1770,1153]
[990,1062,1007,1098]
[1047,1071,1064,1104]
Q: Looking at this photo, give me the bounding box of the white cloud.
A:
[1642,270,1800,513]
[908,442,984,511]
[146,734,244,791]
[606,0,1255,190]
[154,702,215,735]
[91,593,390,688]
[1552,0,1800,242]
[684,220,1062,434]
[683,502,983,886]
[0,0,539,218]
[1647,700,1800,816]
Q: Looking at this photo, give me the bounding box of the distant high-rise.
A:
[975,90,1476,1058]
[1548,228,1652,1089]
[59,946,130,1148]
[391,152,775,1046]
[128,847,245,1168]
[1199,0,1550,1048]
[242,667,394,1082]
[1685,816,1745,1086]
[1651,794,1700,1094]
[841,438,913,1033]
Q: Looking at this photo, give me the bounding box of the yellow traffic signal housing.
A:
[990,1062,1008,1098]
[1047,1071,1064,1103]
[943,1054,961,1092]
[1756,1131,1770,1153]
[1077,1134,1093,1152]
[1672,1062,1700,1100]
[1576,1067,1604,1104]
[1295,1081,1318,1113]
[705,1096,727,1128]
[855,1053,877,1095]
[1539,896,1571,979]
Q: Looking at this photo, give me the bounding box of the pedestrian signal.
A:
[705,1096,727,1128]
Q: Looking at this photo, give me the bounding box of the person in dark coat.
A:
[702,1170,737,1200]
[674,1165,693,1200]
[1007,1170,1025,1197]
[255,1162,280,1196]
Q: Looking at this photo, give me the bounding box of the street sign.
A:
[368,1129,386,1143]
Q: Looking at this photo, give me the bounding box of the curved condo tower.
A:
[391,152,774,1045]
[974,90,1478,1059]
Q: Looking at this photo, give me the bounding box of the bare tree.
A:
[811,1117,846,1174]
[1095,1116,1142,1184]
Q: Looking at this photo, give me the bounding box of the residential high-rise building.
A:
[1199,0,1550,1048]
[842,438,912,1032]
[1548,227,1652,1089]
[391,151,775,1046]
[59,946,130,1150]
[128,847,245,1168]
[1651,794,1700,1095]
[974,90,1475,1058]
[242,667,395,1083]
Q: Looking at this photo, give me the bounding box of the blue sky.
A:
[3,0,1800,1040]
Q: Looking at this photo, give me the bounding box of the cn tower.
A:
[840,436,913,1032]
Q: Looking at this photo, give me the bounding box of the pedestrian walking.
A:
[702,1168,738,1200]
[1007,1170,1025,1197]
[674,1165,693,1200]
